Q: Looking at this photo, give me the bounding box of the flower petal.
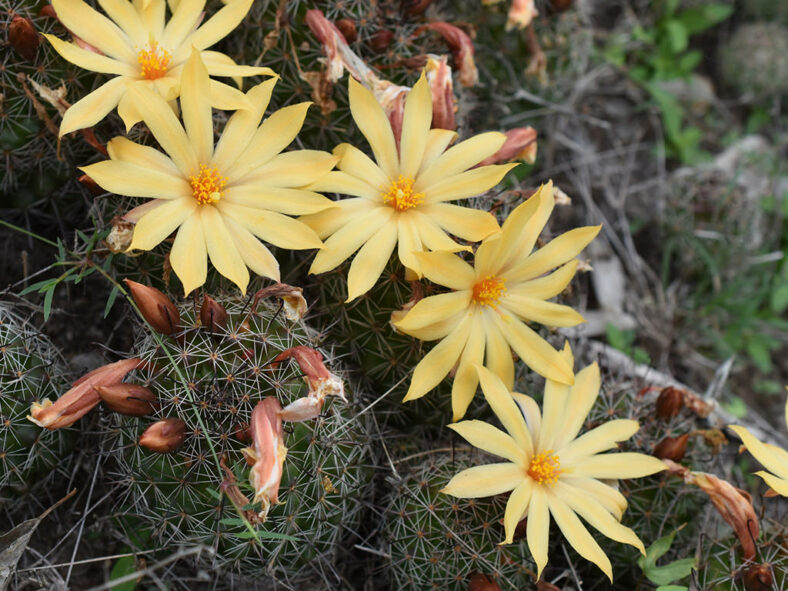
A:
[201,50,275,86]
[208,80,253,111]
[161,0,205,49]
[501,296,586,328]
[305,171,379,201]
[169,210,207,295]
[107,136,181,176]
[403,313,472,402]
[494,183,554,272]
[537,341,573,451]
[346,221,398,302]
[334,143,389,190]
[440,463,523,498]
[422,164,517,203]
[485,319,514,390]
[448,420,526,465]
[755,471,788,496]
[476,365,532,454]
[217,202,323,250]
[60,77,128,136]
[201,205,249,294]
[420,203,500,241]
[507,261,579,301]
[411,210,470,253]
[211,77,277,171]
[51,0,135,62]
[225,186,336,215]
[238,150,338,188]
[570,453,667,479]
[395,291,472,332]
[181,49,214,163]
[175,0,253,59]
[395,311,467,342]
[79,160,191,199]
[126,83,198,176]
[129,197,196,250]
[300,198,374,238]
[348,77,399,178]
[224,216,280,282]
[43,34,134,75]
[547,494,613,581]
[399,73,431,179]
[137,0,165,39]
[561,476,627,520]
[412,251,475,290]
[415,132,506,192]
[502,479,533,544]
[511,393,541,444]
[451,313,486,421]
[506,225,602,284]
[554,481,645,554]
[225,102,312,180]
[397,213,423,276]
[560,420,640,466]
[97,0,147,46]
[123,199,165,223]
[418,128,458,175]
[309,206,392,274]
[729,426,788,479]
[552,363,600,449]
[493,313,574,385]
[527,487,550,579]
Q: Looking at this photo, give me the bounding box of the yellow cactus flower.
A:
[80,51,337,295]
[394,182,600,420]
[729,392,788,497]
[44,0,274,135]
[442,359,666,580]
[300,74,516,301]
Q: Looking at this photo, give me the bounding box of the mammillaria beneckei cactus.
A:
[104,284,372,581]
[0,302,73,499]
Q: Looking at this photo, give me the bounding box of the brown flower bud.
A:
[536,582,562,591]
[403,0,434,17]
[124,279,180,335]
[335,18,357,43]
[95,383,157,416]
[200,295,228,334]
[139,418,186,453]
[653,433,689,462]
[369,29,395,53]
[741,563,774,591]
[9,16,39,61]
[39,4,57,19]
[28,358,142,430]
[656,386,684,419]
[469,572,502,591]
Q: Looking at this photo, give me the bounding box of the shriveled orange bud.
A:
[741,563,774,591]
[335,18,357,43]
[654,433,689,462]
[469,572,502,591]
[95,383,157,416]
[274,347,346,421]
[124,279,180,335]
[479,127,538,165]
[426,55,456,131]
[420,22,478,87]
[200,295,228,334]
[28,358,142,430]
[246,398,287,520]
[9,16,39,61]
[139,418,186,453]
[656,386,684,419]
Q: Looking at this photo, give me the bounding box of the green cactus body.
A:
[0,303,73,499]
[384,450,537,591]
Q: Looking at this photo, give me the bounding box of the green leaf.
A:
[746,339,773,373]
[109,555,138,591]
[234,530,299,542]
[770,282,788,314]
[678,4,734,34]
[19,279,54,296]
[219,518,248,527]
[43,287,54,322]
[104,286,121,318]
[656,586,688,591]
[664,20,688,53]
[638,528,696,586]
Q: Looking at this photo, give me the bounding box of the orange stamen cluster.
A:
[137,41,171,80]
[527,451,562,485]
[382,176,423,212]
[471,275,506,308]
[189,165,227,205]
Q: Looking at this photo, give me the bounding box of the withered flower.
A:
[274,346,346,421]
[479,127,538,165]
[253,283,308,321]
[28,357,142,430]
[124,279,180,335]
[420,22,478,87]
[139,418,186,453]
[95,383,157,416]
[200,295,228,333]
[425,55,456,130]
[244,398,287,520]
[505,0,538,31]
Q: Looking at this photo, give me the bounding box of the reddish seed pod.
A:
[653,433,690,462]
[9,16,39,61]
[468,572,502,591]
[95,383,157,416]
[139,418,186,453]
[656,386,684,419]
[741,563,774,591]
[369,29,394,53]
[335,18,357,43]
[402,0,434,17]
[200,295,228,334]
[124,279,180,336]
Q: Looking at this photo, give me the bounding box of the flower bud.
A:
[335,18,357,43]
[124,279,180,335]
[139,418,186,453]
[536,582,562,591]
[200,295,228,334]
[95,383,157,416]
[28,358,142,430]
[403,0,434,17]
[9,16,39,61]
[741,563,774,591]
[246,398,287,521]
[653,433,689,462]
[656,386,684,419]
[469,572,502,591]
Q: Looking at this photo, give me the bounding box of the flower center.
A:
[138,41,171,80]
[189,165,227,205]
[471,275,506,308]
[382,176,423,212]
[527,451,562,485]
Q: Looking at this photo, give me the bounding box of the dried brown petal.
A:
[139,418,186,453]
[253,283,307,321]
